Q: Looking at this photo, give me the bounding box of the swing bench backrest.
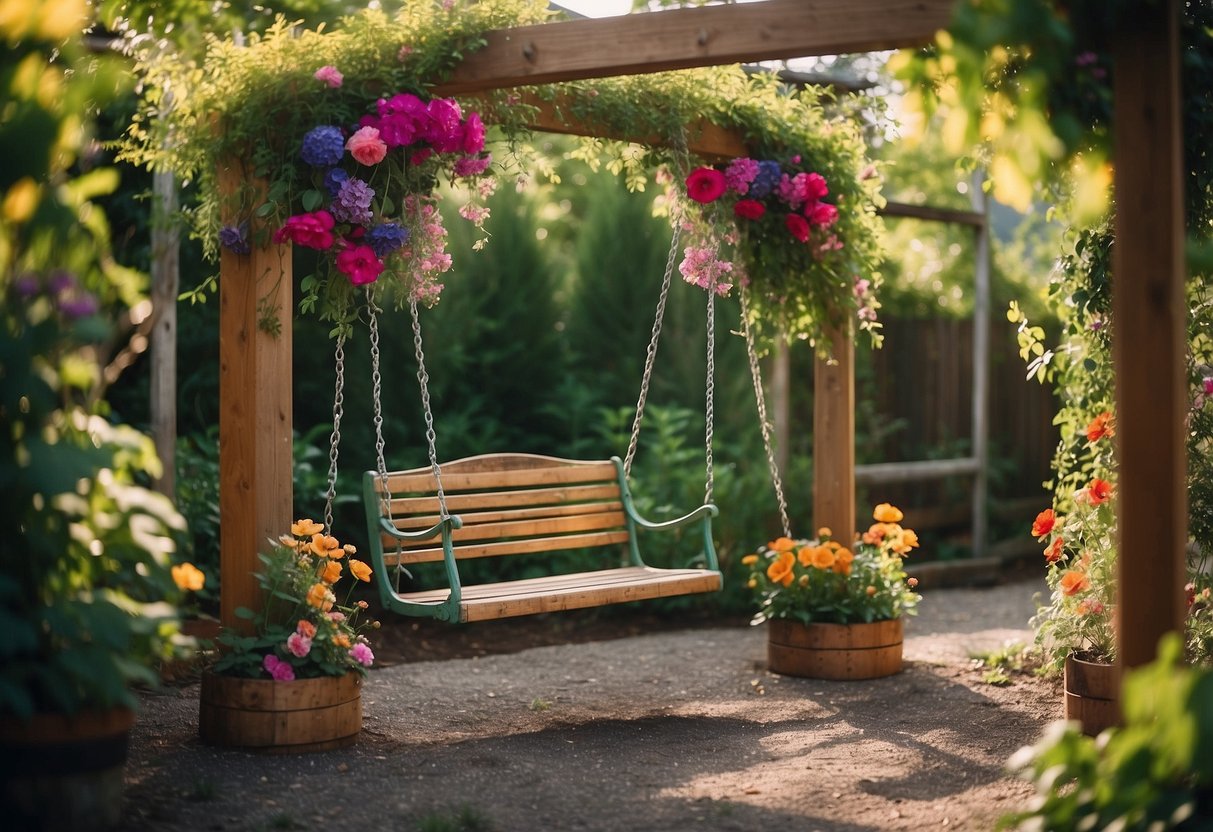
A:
[363,453,721,623]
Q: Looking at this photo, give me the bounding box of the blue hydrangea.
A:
[748,160,782,199]
[331,178,375,225]
[219,222,250,255]
[300,126,346,167]
[366,223,410,257]
[324,167,349,197]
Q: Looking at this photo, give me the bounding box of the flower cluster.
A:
[221,68,496,319]
[213,519,376,680]
[742,503,921,625]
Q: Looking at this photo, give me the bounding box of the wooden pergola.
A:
[218,0,1185,675]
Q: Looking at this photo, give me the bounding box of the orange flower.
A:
[817,527,832,539]
[310,533,343,558]
[767,537,796,553]
[306,583,335,611]
[907,577,919,588]
[891,529,920,555]
[291,518,323,537]
[766,551,796,587]
[321,560,343,584]
[297,620,317,638]
[1085,411,1115,443]
[171,562,205,592]
[865,585,877,596]
[1044,537,1065,563]
[810,546,836,570]
[349,559,373,582]
[1087,478,1114,505]
[741,554,759,566]
[279,534,299,548]
[873,503,904,523]
[332,634,351,649]
[862,523,888,545]
[1059,570,1090,596]
[1031,508,1056,538]
[1077,599,1106,616]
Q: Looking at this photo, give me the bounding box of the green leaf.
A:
[301,189,324,211]
[234,606,257,620]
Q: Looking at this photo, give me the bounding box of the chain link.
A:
[409,299,449,518]
[323,329,347,534]
[704,277,716,505]
[740,284,792,539]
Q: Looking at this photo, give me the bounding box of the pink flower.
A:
[425,98,464,152]
[346,126,387,166]
[453,154,492,178]
[263,654,295,682]
[273,211,335,250]
[785,213,811,242]
[328,610,347,623]
[804,172,829,200]
[461,112,486,154]
[807,201,839,227]
[336,245,385,286]
[1203,376,1213,396]
[313,65,343,88]
[371,93,428,148]
[733,199,765,220]
[686,167,727,203]
[458,203,490,224]
[724,158,759,194]
[286,632,312,658]
[349,643,375,667]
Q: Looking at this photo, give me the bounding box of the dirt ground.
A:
[123,577,1061,832]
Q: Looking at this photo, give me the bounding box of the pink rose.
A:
[336,245,385,286]
[262,654,295,682]
[373,93,428,148]
[313,65,343,88]
[272,211,335,250]
[686,167,726,203]
[425,98,464,152]
[804,172,829,200]
[785,213,811,242]
[346,126,388,166]
[733,199,765,220]
[286,632,312,658]
[461,112,486,155]
[807,201,839,227]
[349,642,374,667]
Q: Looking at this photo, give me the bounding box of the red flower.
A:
[806,201,839,227]
[1087,478,1114,505]
[1031,508,1056,538]
[272,210,335,250]
[336,244,385,286]
[733,199,766,220]
[785,213,811,242]
[804,172,829,200]
[686,167,727,203]
[1085,411,1115,442]
[1044,536,1064,563]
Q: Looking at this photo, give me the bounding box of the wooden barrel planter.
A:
[767,618,903,680]
[1064,652,1119,736]
[0,707,135,831]
[199,672,362,753]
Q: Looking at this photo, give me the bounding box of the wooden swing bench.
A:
[363,453,722,623]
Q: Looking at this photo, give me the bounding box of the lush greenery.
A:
[742,503,921,625]
[1001,635,1213,830]
[1,0,200,716]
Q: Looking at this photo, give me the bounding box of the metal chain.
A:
[704,277,716,505]
[409,299,450,518]
[368,291,391,492]
[740,283,792,538]
[322,328,347,534]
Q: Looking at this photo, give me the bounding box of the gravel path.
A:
[124,577,1059,831]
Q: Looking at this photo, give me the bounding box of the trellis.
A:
[215,0,1186,680]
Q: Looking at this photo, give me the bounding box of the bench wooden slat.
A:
[388,511,626,548]
[388,500,624,530]
[393,566,724,622]
[383,460,617,494]
[389,483,621,515]
[384,530,632,564]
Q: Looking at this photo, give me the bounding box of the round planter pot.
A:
[1064,652,1119,735]
[767,618,903,680]
[199,672,362,754]
[0,707,135,831]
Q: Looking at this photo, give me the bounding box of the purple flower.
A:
[366,223,410,256]
[219,222,250,255]
[59,294,99,320]
[301,125,346,167]
[324,167,349,197]
[748,160,781,199]
[331,178,375,225]
[48,270,77,295]
[14,273,40,298]
[724,158,759,194]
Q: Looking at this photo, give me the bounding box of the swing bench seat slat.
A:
[364,453,722,623]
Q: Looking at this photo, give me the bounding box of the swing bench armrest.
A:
[623,502,718,532]
[376,513,463,542]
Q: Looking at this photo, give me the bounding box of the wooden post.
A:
[814,321,855,539]
[150,169,179,499]
[1112,0,1186,669]
[771,339,791,484]
[217,164,293,632]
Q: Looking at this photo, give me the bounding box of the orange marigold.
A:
[321,560,342,585]
[1085,411,1115,443]
[310,533,343,558]
[873,503,904,523]
[332,634,351,649]
[810,547,836,570]
[297,620,317,639]
[349,559,373,582]
[1031,508,1056,538]
[1059,570,1090,596]
[767,537,796,553]
[306,582,335,611]
[766,551,796,587]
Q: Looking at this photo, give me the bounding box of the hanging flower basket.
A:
[767,618,904,680]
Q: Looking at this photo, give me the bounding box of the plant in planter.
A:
[199,519,376,752]
[741,503,921,679]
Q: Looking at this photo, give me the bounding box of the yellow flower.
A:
[810,547,836,570]
[171,562,205,592]
[321,560,342,585]
[741,554,759,566]
[306,583,335,611]
[349,559,373,582]
[747,578,757,589]
[766,551,796,587]
[292,518,324,537]
[873,503,904,523]
[310,533,342,558]
[767,537,796,553]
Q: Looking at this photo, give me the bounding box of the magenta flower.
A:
[453,154,492,178]
[263,654,295,682]
[724,158,759,194]
[346,126,387,166]
[461,112,486,155]
[371,93,429,148]
[807,201,839,227]
[336,245,385,286]
[349,643,374,667]
[686,167,727,203]
[286,632,312,658]
[313,65,343,88]
[733,199,765,220]
[425,98,464,152]
[272,210,336,250]
[785,213,811,242]
[804,172,829,201]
